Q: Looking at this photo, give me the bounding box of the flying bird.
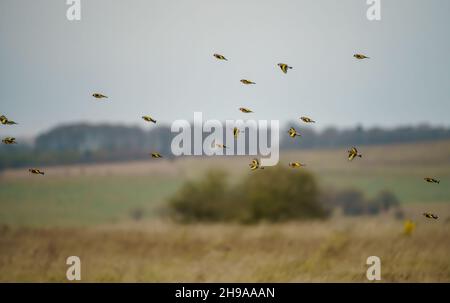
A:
[354,54,370,60]
[142,116,157,123]
[288,127,301,138]
[249,158,264,170]
[240,79,256,85]
[277,63,293,74]
[2,137,16,144]
[289,162,306,168]
[348,147,362,161]
[213,53,228,61]
[423,212,438,220]
[151,152,162,158]
[0,115,18,125]
[92,93,108,99]
[29,168,44,175]
[300,116,315,123]
[233,127,243,139]
[424,177,440,184]
[239,107,253,113]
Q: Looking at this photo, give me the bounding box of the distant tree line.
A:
[1,122,449,170]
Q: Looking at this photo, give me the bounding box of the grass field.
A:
[1,140,449,227]
[0,216,449,282]
[0,140,449,282]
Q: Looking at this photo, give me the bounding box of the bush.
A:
[168,166,328,223]
[328,188,401,216]
[233,166,328,223]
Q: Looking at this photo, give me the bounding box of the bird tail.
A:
[437,180,440,184]
[358,155,362,158]
[40,172,45,175]
[288,66,293,69]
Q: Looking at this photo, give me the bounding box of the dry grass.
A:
[0,215,449,282]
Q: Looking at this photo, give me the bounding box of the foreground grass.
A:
[0,216,449,282]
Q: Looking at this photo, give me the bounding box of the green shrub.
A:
[168,166,328,223]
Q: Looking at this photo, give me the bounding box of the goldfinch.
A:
[29,168,44,175]
[240,79,255,85]
[424,177,440,184]
[289,162,306,168]
[142,116,157,123]
[249,158,264,170]
[239,107,253,113]
[288,127,301,138]
[354,54,370,59]
[0,115,18,125]
[277,63,293,74]
[348,147,362,161]
[423,212,438,220]
[233,127,242,139]
[151,152,162,158]
[213,53,228,61]
[92,93,108,99]
[2,137,16,144]
[300,116,315,123]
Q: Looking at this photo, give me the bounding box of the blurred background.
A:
[0,0,449,282]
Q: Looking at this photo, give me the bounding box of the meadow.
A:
[0,140,449,281]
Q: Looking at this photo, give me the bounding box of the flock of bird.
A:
[0,52,441,221]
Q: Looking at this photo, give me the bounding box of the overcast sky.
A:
[1,0,449,138]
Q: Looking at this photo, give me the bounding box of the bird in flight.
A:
[0,115,18,125]
[92,93,108,99]
[213,53,228,61]
[239,107,253,113]
[142,116,157,123]
[423,212,438,220]
[354,54,370,60]
[288,127,301,138]
[29,168,44,175]
[300,116,315,123]
[249,158,264,170]
[2,137,16,144]
[216,143,227,149]
[240,79,256,85]
[348,147,362,161]
[277,63,293,74]
[424,177,440,184]
[289,162,306,168]
[151,152,162,158]
[233,127,243,139]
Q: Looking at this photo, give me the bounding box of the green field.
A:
[0,176,182,227]
[0,140,449,227]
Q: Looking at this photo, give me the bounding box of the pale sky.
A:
[1,0,449,138]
